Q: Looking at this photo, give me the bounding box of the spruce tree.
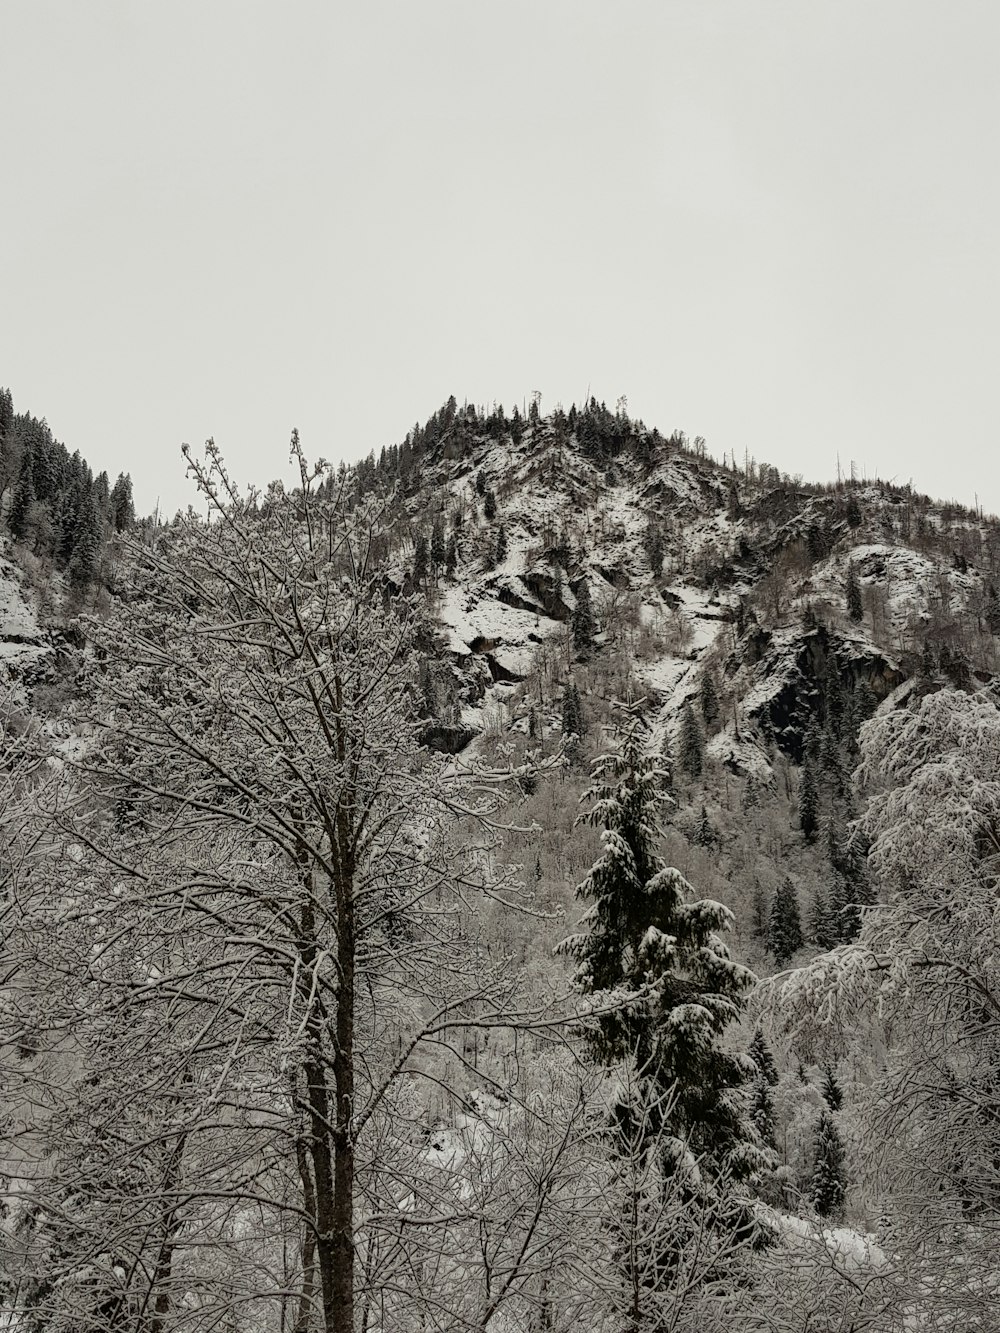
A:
[821,1065,843,1112]
[572,578,596,657]
[8,458,35,542]
[557,723,764,1180]
[811,1109,847,1218]
[430,514,446,569]
[749,1070,777,1154]
[69,491,102,588]
[699,670,720,727]
[561,682,585,739]
[846,560,863,621]
[412,533,429,584]
[768,878,803,964]
[694,805,713,847]
[749,1028,778,1087]
[810,887,837,951]
[798,760,819,842]
[677,702,704,780]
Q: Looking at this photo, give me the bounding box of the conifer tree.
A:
[445,532,458,576]
[846,560,863,621]
[798,760,819,842]
[495,524,508,563]
[700,670,720,727]
[749,1028,779,1088]
[845,493,862,529]
[749,1070,777,1154]
[810,887,837,952]
[811,1109,847,1218]
[69,490,102,588]
[0,386,12,445]
[561,681,585,739]
[412,532,429,584]
[572,578,596,657]
[659,734,675,792]
[8,456,35,542]
[768,878,803,964]
[430,514,446,569]
[557,723,763,1180]
[483,488,497,521]
[677,702,704,779]
[821,1065,843,1112]
[694,805,713,847]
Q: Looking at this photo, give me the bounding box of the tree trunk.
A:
[330,868,355,1333]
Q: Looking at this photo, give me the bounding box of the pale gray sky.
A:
[3,0,999,516]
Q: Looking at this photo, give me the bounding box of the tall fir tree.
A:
[699,670,720,727]
[821,1065,843,1112]
[677,702,704,780]
[811,1109,847,1218]
[846,560,863,621]
[557,722,764,1181]
[69,490,102,588]
[430,514,446,569]
[412,532,429,584]
[561,681,585,739]
[8,454,35,542]
[572,578,596,657]
[767,878,804,964]
[798,759,819,842]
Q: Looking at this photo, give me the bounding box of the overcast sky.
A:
[3,0,998,516]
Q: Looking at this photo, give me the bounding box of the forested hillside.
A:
[0,387,134,599]
[0,396,998,1331]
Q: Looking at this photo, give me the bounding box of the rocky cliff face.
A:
[371,403,998,784]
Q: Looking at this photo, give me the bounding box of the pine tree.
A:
[572,578,596,657]
[821,1065,843,1112]
[8,455,35,542]
[483,488,497,521]
[749,1071,777,1153]
[727,482,742,522]
[0,386,12,445]
[694,805,713,847]
[846,560,863,621]
[845,493,862,529]
[798,760,819,842]
[557,723,764,1180]
[69,490,102,588]
[430,514,446,569]
[677,702,703,779]
[811,1109,847,1218]
[768,878,803,964]
[412,533,429,584]
[495,524,508,563]
[700,671,720,728]
[749,1029,778,1087]
[445,532,458,576]
[810,887,837,951]
[561,682,585,739]
[644,523,665,575]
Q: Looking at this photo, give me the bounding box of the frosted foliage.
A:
[857,689,1000,890]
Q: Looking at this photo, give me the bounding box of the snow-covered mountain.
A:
[367,398,998,780]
